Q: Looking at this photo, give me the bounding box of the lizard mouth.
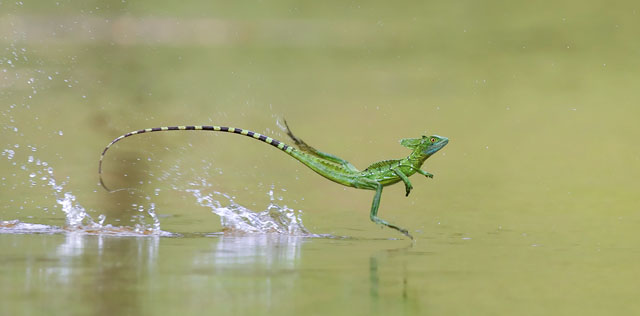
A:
[425,137,448,155]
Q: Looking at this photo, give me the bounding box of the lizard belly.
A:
[361,171,401,186]
[379,177,402,186]
[315,170,358,187]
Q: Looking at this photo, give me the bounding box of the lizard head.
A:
[400,135,448,156]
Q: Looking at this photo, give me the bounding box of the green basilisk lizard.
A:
[98,121,448,239]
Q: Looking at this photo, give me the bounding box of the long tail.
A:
[98,125,294,191]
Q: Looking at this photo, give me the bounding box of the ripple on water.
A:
[0,220,177,237]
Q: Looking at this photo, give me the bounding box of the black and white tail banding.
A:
[98,125,293,191]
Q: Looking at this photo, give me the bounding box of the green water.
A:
[2,232,639,315]
[2,0,640,315]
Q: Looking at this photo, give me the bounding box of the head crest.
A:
[400,138,421,149]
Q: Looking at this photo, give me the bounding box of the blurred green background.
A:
[1,0,640,315]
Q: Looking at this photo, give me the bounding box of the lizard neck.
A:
[406,150,429,167]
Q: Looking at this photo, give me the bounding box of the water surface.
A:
[2,0,640,315]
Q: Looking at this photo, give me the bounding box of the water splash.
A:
[2,147,313,237]
[1,150,170,237]
[0,219,64,234]
[38,154,163,235]
[186,183,312,236]
[0,218,174,236]
[0,23,168,237]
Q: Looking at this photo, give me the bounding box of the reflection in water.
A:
[369,243,415,314]
[196,234,303,269]
[191,235,304,312]
[23,233,160,315]
[370,256,379,299]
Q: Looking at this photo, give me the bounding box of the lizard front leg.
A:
[404,165,434,178]
[392,168,413,197]
[416,169,434,178]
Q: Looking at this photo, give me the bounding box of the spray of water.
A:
[1,147,316,237]
[0,12,312,238]
[185,181,312,236]
[0,150,169,236]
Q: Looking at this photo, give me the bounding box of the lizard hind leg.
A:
[283,119,317,153]
[368,182,413,239]
[283,120,359,172]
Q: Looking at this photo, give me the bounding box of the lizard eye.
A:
[430,137,436,143]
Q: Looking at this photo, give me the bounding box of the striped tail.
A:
[98,125,293,191]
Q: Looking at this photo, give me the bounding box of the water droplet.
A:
[98,214,106,225]
[58,130,63,136]
[2,149,15,160]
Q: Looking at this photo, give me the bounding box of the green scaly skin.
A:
[98,121,448,239]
